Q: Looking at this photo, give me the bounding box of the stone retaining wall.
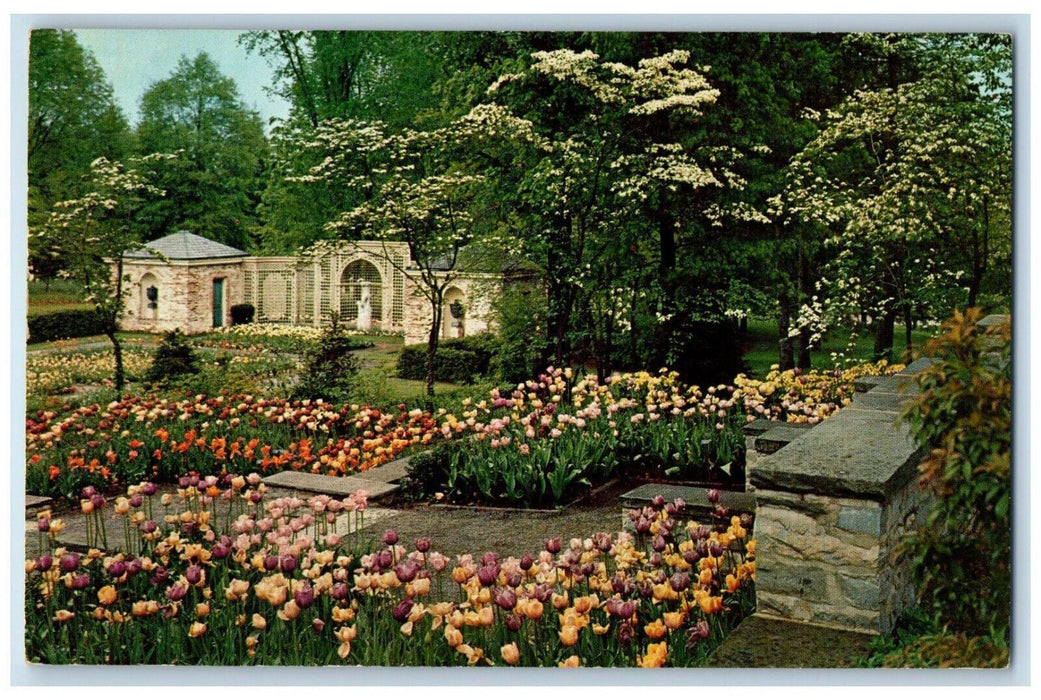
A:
[748,358,935,635]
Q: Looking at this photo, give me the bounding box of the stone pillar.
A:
[748,359,934,634]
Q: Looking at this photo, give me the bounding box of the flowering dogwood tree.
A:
[35,155,171,390]
[781,36,1011,360]
[485,49,768,376]
[294,105,538,398]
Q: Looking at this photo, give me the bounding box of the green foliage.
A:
[491,282,546,383]
[396,335,495,385]
[27,309,107,344]
[402,441,458,499]
[901,308,1011,643]
[230,303,255,325]
[28,29,132,279]
[144,330,201,385]
[291,319,364,404]
[135,52,268,250]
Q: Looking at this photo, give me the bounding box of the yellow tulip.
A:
[188,622,207,638]
[558,624,580,647]
[558,655,581,667]
[500,642,521,665]
[643,619,667,639]
[97,585,117,606]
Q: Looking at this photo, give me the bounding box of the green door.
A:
[212,278,225,328]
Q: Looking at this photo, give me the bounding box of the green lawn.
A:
[741,318,937,378]
[27,278,93,316]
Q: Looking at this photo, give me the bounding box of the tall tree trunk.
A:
[108,328,125,393]
[653,209,678,370]
[797,327,813,370]
[425,290,444,404]
[777,288,795,371]
[903,302,914,358]
[873,306,897,362]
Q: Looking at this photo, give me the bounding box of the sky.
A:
[74,29,291,129]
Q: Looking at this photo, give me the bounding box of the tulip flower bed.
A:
[412,368,749,507]
[734,361,904,424]
[26,362,902,505]
[27,348,155,396]
[25,477,755,666]
[26,395,441,499]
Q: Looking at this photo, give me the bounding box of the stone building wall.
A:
[119,260,245,335]
[402,274,501,346]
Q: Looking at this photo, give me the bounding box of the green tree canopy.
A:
[135,52,269,250]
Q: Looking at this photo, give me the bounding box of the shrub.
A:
[396,334,495,384]
[27,309,106,344]
[230,303,255,325]
[292,318,363,404]
[901,308,1010,644]
[144,329,200,384]
[490,282,545,383]
[402,442,458,498]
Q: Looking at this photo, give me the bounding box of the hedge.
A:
[28,309,107,344]
[396,334,496,384]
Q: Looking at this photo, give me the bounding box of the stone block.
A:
[263,470,399,499]
[749,407,921,500]
[742,418,775,437]
[837,505,882,536]
[363,456,411,483]
[839,573,881,610]
[846,391,910,415]
[754,422,813,455]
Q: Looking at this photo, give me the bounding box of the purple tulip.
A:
[59,552,80,572]
[519,554,533,571]
[651,494,666,509]
[505,570,522,588]
[108,560,127,578]
[543,537,561,554]
[652,534,667,552]
[81,485,97,499]
[592,532,612,552]
[479,552,499,567]
[37,517,51,532]
[126,558,142,576]
[35,555,53,572]
[141,482,158,496]
[476,564,499,587]
[331,582,349,600]
[280,555,297,573]
[294,582,315,609]
[312,618,325,635]
[185,564,203,585]
[383,529,399,546]
[129,494,144,508]
[649,552,662,567]
[505,613,523,632]
[706,489,720,504]
[532,584,552,603]
[414,537,431,553]
[669,571,691,593]
[70,572,90,589]
[391,598,414,622]
[166,583,187,601]
[617,622,634,646]
[90,494,106,509]
[264,554,279,572]
[395,560,418,583]
[492,587,517,610]
[211,543,230,559]
[150,566,169,586]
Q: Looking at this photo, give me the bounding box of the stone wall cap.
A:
[749,404,921,500]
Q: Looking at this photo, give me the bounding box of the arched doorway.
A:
[339,259,383,328]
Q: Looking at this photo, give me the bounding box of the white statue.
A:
[356,280,372,331]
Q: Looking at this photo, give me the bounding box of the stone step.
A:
[362,455,411,483]
[741,418,776,437]
[26,494,53,518]
[262,470,399,499]
[754,422,813,455]
[620,482,756,522]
